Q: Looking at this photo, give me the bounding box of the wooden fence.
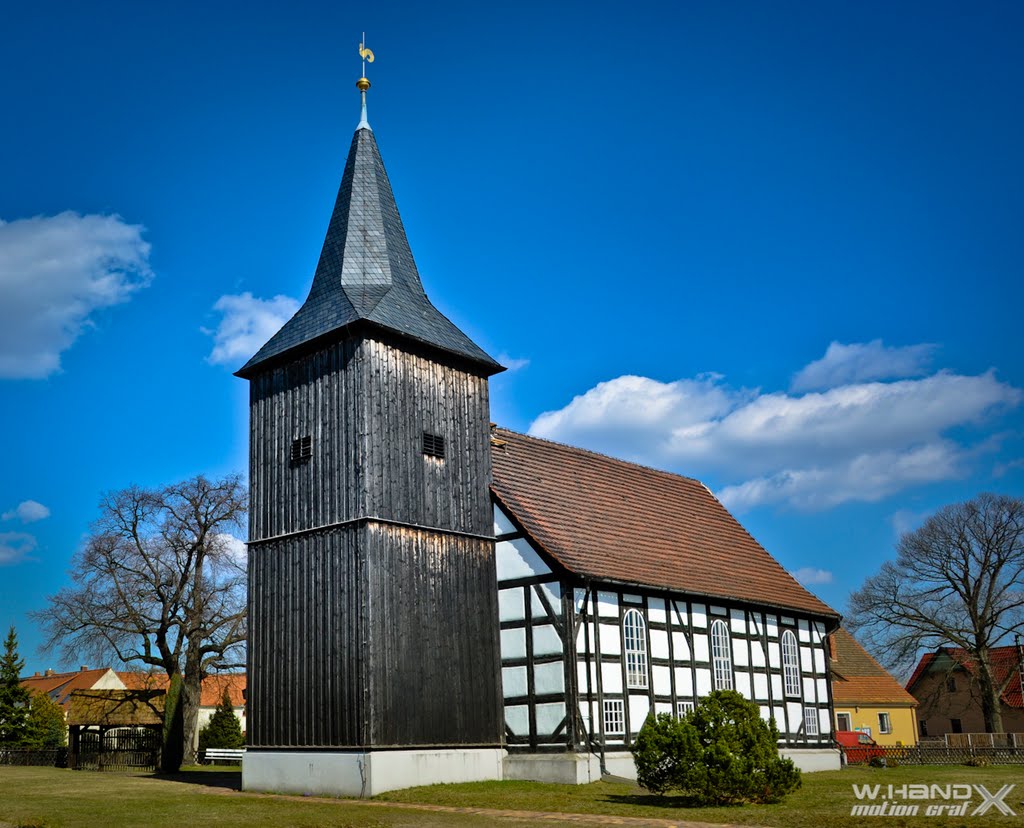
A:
[72,728,161,772]
[842,742,1024,766]
[0,748,68,767]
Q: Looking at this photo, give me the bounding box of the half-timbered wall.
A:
[247,334,502,749]
[493,503,834,754]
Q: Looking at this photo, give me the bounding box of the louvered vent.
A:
[422,431,445,459]
[290,435,312,464]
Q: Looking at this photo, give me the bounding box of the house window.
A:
[836,712,852,731]
[950,718,962,734]
[781,630,801,697]
[290,435,312,463]
[803,708,819,736]
[603,699,625,735]
[878,712,892,735]
[622,608,648,689]
[676,700,694,718]
[710,619,733,690]
[946,676,956,692]
[422,431,445,459]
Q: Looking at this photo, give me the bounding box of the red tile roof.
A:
[830,628,917,706]
[117,671,246,708]
[21,668,119,710]
[906,646,1024,708]
[490,428,838,618]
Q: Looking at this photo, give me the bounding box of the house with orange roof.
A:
[21,666,126,711]
[906,645,1024,737]
[828,628,917,745]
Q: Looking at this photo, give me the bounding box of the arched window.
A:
[710,619,733,690]
[622,609,648,689]
[782,630,801,697]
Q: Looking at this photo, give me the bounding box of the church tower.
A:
[236,59,506,796]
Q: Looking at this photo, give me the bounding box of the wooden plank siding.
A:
[494,502,835,756]
[246,332,503,750]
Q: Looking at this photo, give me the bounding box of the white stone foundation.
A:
[780,747,841,772]
[242,747,506,797]
[504,752,602,784]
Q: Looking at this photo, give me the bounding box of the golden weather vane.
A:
[358,33,374,91]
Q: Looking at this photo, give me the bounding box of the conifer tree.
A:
[0,626,31,744]
[25,691,67,748]
[198,687,244,751]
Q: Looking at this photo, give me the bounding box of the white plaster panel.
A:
[770,674,783,699]
[786,702,803,732]
[597,592,618,617]
[577,661,596,691]
[501,627,525,660]
[494,505,517,536]
[576,622,593,652]
[798,619,810,641]
[532,583,560,618]
[648,597,667,624]
[652,665,671,695]
[671,632,690,661]
[768,642,781,668]
[817,678,829,700]
[813,649,825,674]
[749,613,763,636]
[496,537,550,581]
[734,672,751,699]
[753,673,769,700]
[733,642,749,667]
[691,604,707,628]
[751,640,766,667]
[811,622,824,644]
[599,624,620,655]
[695,668,712,696]
[574,588,587,613]
[803,677,816,702]
[818,708,832,734]
[773,706,787,731]
[602,663,622,693]
[629,694,653,732]
[800,646,813,667]
[535,702,565,736]
[533,624,563,656]
[674,668,693,696]
[534,661,565,695]
[671,601,687,627]
[693,634,709,663]
[578,701,593,727]
[766,615,779,637]
[760,705,772,723]
[505,705,529,735]
[730,609,746,634]
[649,628,669,660]
[655,702,672,716]
[502,666,527,698]
[499,588,524,623]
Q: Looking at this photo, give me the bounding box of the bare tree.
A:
[848,493,1024,733]
[32,475,247,769]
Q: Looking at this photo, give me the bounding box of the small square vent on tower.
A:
[422,431,445,460]
[290,435,312,464]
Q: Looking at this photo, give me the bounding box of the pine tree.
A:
[198,687,244,751]
[0,626,31,744]
[25,691,67,748]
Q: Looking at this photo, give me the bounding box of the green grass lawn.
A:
[1,763,1023,828]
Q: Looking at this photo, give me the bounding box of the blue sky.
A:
[2,2,1022,674]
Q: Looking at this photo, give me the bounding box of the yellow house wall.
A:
[834,705,918,745]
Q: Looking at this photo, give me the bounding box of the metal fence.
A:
[0,748,68,767]
[843,743,1024,766]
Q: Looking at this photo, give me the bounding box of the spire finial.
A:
[357,34,374,131]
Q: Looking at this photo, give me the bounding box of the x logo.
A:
[971,784,1016,816]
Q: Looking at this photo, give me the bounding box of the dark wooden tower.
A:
[235,85,505,791]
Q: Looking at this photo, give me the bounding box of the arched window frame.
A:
[622,608,649,689]
[782,630,801,698]
[710,619,733,690]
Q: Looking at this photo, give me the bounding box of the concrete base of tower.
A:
[241,747,506,797]
[503,752,602,784]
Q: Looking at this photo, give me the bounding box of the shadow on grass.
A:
[603,793,707,809]
[149,769,242,791]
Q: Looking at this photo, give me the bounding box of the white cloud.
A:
[790,567,833,586]
[791,340,935,392]
[890,508,929,538]
[0,532,36,566]
[1,500,50,523]
[205,292,300,367]
[529,343,1021,512]
[497,353,530,372]
[0,212,152,379]
[211,532,247,563]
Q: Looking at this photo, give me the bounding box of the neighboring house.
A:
[490,428,842,779]
[828,628,917,745]
[906,645,1024,737]
[118,672,246,749]
[21,666,126,712]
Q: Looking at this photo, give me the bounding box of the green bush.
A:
[632,690,802,805]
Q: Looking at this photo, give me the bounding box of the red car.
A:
[836,730,886,764]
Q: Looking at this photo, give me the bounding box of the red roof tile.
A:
[117,671,245,708]
[490,428,837,618]
[906,646,1024,708]
[21,668,119,710]
[829,628,917,706]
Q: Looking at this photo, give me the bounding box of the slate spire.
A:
[236,78,502,378]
